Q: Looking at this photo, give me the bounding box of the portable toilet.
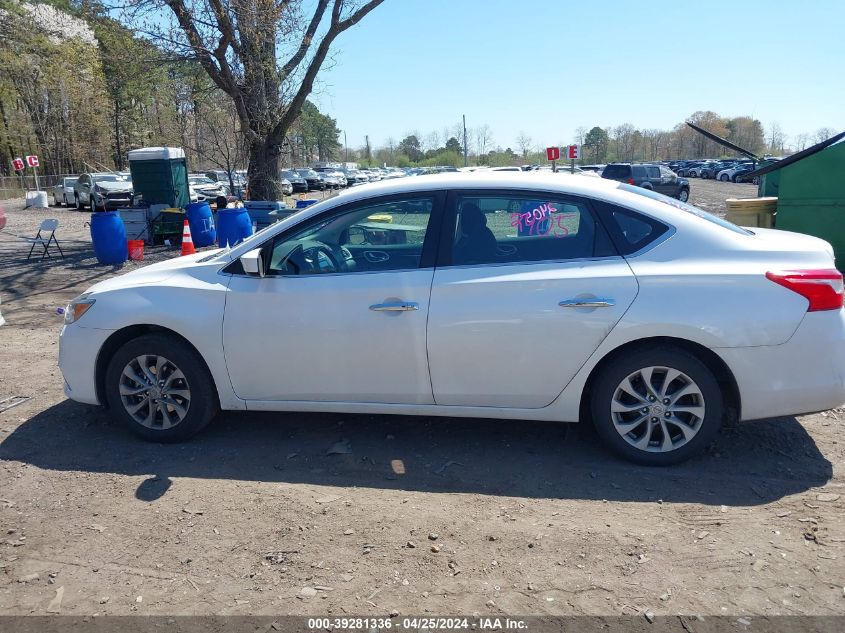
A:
[128,147,190,208]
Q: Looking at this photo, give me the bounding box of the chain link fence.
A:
[1,174,79,202]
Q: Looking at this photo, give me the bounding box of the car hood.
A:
[85,250,221,294]
[95,181,132,192]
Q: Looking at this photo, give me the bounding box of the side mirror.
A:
[240,248,265,277]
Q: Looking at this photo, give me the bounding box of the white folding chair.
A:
[26,218,64,261]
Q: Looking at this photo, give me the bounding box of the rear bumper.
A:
[716,310,845,420]
[59,324,115,405]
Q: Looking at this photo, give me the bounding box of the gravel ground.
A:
[0,180,843,618]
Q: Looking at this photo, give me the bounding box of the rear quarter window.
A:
[602,165,631,180]
[592,199,671,256]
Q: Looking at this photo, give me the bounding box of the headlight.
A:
[64,294,96,324]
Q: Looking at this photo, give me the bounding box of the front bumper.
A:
[59,324,115,405]
[717,309,845,421]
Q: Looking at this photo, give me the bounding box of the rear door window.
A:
[444,194,617,266]
[632,166,647,179]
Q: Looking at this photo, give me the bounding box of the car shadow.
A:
[0,400,832,506]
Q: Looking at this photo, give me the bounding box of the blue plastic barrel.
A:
[217,208,253,247]
[185,201,217,247]
[295,199,318,209]
[90,212,127,265]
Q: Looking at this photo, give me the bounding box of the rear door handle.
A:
[369,301,419,312]
[559,298,615,308]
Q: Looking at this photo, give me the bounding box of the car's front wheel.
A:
[105,333,218,442]
[678,188,689,202]
[590,347,723,465]
[719,174,729,181]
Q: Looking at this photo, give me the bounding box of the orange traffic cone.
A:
[180,219,196,256]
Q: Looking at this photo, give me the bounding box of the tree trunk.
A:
[247,135,284,201]
[114,99,123,170]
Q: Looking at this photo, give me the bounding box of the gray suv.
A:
[73,173,133,211]
[602,163,690,202]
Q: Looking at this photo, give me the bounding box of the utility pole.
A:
[343,130,348,162]
[462,114,468,166]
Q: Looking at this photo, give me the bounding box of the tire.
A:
[719,174,729,181]
[105,333,219,442]
[752,176,760,185]
[590,346,723,466]
[678,188,689,203]
[75,194,82,210]
[53,194,60,207]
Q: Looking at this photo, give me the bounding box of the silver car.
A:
[52,176,78,206]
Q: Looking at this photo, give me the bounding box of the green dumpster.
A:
[774,141,845,271]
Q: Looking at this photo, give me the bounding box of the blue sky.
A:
[312,0,844,151]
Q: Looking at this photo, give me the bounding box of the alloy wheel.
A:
[610,365,705,453]
[119,354,191,429]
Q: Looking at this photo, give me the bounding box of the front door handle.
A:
[559,298,615,308]
[369,301,419,312]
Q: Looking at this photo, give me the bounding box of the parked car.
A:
[52,176,78,206]
[73,173,133,211]
[280,178,294,196]
[58,172,845,465]
[734,168,759,184]
[204,170,246,196]
[715,163,754,182]
[341,169,369,186]
[280,169,308,193]
[188,174,228,203]
[684,162,714,178]
[0,205,5,231]
[314,168,347,188]
[296,168,327,191]
[701,161,737,180]
[601,163,690,202]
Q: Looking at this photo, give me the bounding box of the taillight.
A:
[766,269,844,312]
[627,178,635,185]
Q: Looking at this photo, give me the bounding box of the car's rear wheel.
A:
[590,347,723,465]
[105,333,218,442]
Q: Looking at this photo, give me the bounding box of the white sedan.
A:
[52,176,78,206]
[58,173,845,465]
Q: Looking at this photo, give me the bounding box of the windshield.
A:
[205,205,324,261]
[281,170,298,178]
[617,183,752,235]
[93,174,123,183]
[190,176,215,185]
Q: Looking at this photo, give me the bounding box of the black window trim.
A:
[222,190,448,277]
[435,188,622,269]
[591,198,676,258]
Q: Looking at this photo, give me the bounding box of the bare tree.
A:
[574,126,587,147]
[814,127,836,144]
[516,131,532,158]
[768,122,785,154]
[473,124,493,158]
[127,0,384,200]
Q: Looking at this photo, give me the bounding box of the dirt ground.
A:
[0,179,843,618]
